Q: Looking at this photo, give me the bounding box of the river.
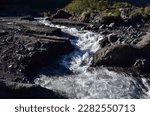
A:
[34,18,150,99]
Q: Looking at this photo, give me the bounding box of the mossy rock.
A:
[144,6,150,20]
[79,9,92,22]
[106,9,121,17]
[65,0,109,14]
[101,9,122,24]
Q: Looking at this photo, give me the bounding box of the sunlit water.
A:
[34,18,150,99]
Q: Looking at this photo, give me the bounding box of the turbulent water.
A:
[34,18,150,99]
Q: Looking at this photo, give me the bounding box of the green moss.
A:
[65,0,109,14]
[112,2,131,8]
[130,7,144,17]
[81,9,92,18]
[64,0,150,23]
[144,6,150,15]
[65,0,84,14]
[106,9,121,17]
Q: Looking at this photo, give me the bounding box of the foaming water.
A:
[39,19,102,73]
[34,18,150,99]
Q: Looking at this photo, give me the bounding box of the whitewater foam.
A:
[34,18,150,99]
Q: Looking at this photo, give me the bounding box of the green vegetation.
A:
[106,9,120,17]
[81,9,92,18]
[131,7,144,15]
[65,0,132,17]
[64,0,150,23]
[65,0,109,14]
[144,6,150,15]
[128,6,150,19]
[65,0,84,14]
[112,2,131,8]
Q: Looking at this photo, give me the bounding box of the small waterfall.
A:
[34,18,150,99]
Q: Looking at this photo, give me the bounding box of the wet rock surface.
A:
[91,32,150,73]
[91,44,139,67]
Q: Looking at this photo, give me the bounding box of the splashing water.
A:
[34,18,150,99]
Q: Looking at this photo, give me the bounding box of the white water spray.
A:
[35,19,150,99]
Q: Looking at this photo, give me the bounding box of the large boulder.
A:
[133,33,150,72]
[99,33,119,48]
[101,15,123,25]
[52,10,72,19]
[136,33,150,57]
[0,80,66,99]
[133,59,150,73]
[92,33,150,73]
[128,11,144,23]
[91,44,139,67]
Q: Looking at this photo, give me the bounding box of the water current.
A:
[34,18,150,99]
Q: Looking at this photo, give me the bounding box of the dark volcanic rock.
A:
[0,80,66,99]
[0,18,74,82]
[91,44,139,67]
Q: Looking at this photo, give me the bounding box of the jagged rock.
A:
[133,59,150,73]
[99,33,118,48]
[107,33,118,43]
[99,24,106,29]
[108,23,115,28]
[91,44,139,67]
[52,10,72,19]
[99,37,109,48]
[0,80,66,99]
[119,8,129,20]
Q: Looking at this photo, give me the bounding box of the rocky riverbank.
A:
[0,17,74,98]
[46,9,150,74]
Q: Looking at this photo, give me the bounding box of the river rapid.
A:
[34,18,150,99]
